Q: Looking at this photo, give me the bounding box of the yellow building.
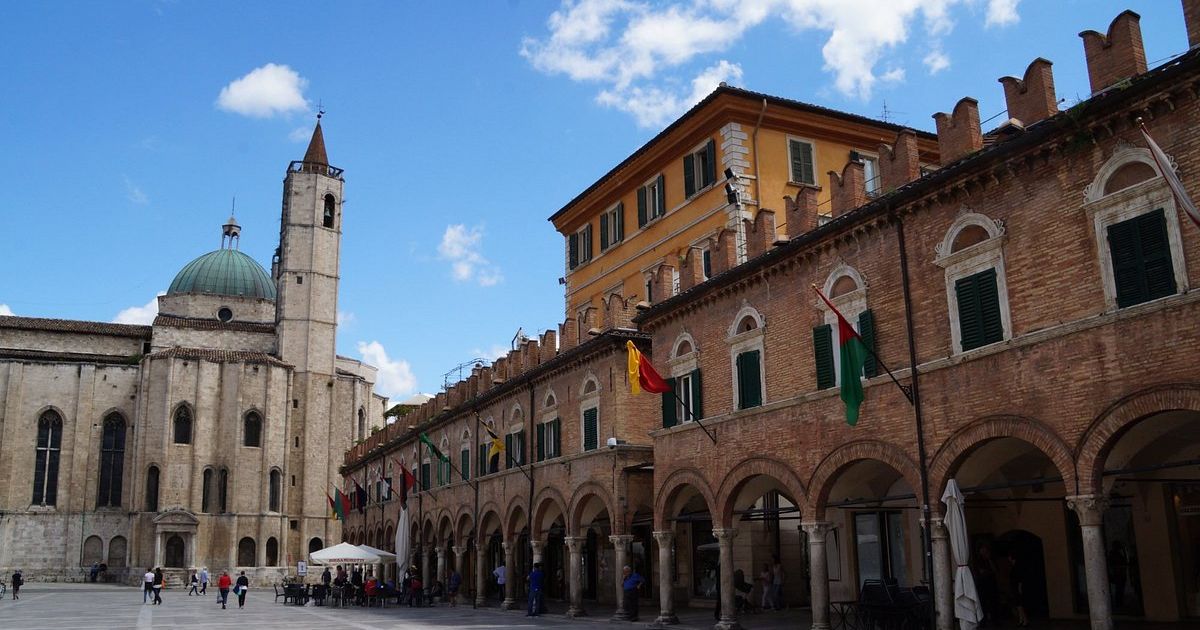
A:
[549,85,940,320]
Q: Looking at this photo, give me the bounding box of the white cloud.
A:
[472,345,510,362]
[924,49,950,75]
[113,292,164,325]
[124,175,148,205]
[356,340,417,398]
[985,0,1020,28]
[0,304,13,316]
[522,0,1023,124]
[337,310,356,326]
[216,63,309,118]
[289,126,312,143]
[438,224,503,287]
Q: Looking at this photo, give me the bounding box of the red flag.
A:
[626,341,672,394]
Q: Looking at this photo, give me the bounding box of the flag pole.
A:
[811,284,915,405]
[474,412,533,482]
[670,389,717,444]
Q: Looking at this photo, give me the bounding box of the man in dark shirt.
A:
[621,565,645,621]
[526,562,545,617]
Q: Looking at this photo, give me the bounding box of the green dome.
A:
[168,249,276,300]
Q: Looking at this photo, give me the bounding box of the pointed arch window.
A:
[145,465,160,512]
[32,410,63,506]
[323,195,336,229]
[201,468,214,513]
[97,413,126,507]
[269,469,282,512]
[243,411,262,448]
[219,467,230,513]
[358,408,365,442]
[173,406,193,444]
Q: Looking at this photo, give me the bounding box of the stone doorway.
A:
[165,535,185,568]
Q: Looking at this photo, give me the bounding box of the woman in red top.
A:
[217,571,233,609]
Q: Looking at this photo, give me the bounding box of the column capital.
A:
[564,536,585,552]
[452,545,464,556]
[1067,494,1110,527]
[712,527,738,541]
[435,546,447,558]
[800,520,832,540]
[929,516,949,541]
[530,539,545,552]
[608,534,634,546]
[501,540,513,554]
[652,530,675,544]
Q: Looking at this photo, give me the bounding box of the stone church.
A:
[0,121,386,584]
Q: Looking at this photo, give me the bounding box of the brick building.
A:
[342,5,1200,629]
[0,121,387,585]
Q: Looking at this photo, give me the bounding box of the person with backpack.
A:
[188,571,199,596]
[152,567,164,605]
[10,570,22,600]
[235,571,250,609]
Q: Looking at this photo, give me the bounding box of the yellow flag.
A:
[627,340,642,395]
[488,437,505,460]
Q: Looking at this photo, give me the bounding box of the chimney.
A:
[745,210,777,259]
[559,318,578,351]
[784,186,820,238]
[829,160,867,217]
[679,248,705,292]
[1186,0,1200,48]
[1079,11,1147,94]
[999,58,1058,126]
[932,97,983,164]
[650,264,677,303]
[878,129,921,192]
[712,231,737,275]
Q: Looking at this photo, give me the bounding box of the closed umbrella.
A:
[395,505,411,574]
[941,479,983,630]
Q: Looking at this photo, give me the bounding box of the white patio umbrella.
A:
[309,541,381,566]
[395,505,411,571]
[941,478,983,630]
[357,544,396,560]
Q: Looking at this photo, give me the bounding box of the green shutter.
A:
[684,153,696,197]
[637,186,648,227]
[505,433,513,468]
[704,139,717,187]
[583,408,598,451]
[691,368,703,420]
[955,273,983,351]
[421,462,430,490]
[791,140,814,184]
[1138,209,1177,301]
[813,324,834,389]
[537,423,546,462]
[661,377,677,428]
[554,418,562,458]
[616,202,625,241]
[858,309,878,378]
[599,212,609,251]
[568,233,579,269]
[702,249,712,278]
[656,174,666,217]
[976,269,1004,346]
[461,448,470,481]
[1109,209,1176,308]
[737,350,762,409]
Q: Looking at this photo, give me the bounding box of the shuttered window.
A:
[813,324,834,389]
[858,309,878,377]
[536,423,546,462]
[637,175,667,228]
[568,233,578,269]
[661,377,677,428]
[684,139,718,198]
[955,268,1004,351]
[420,462,431,490]
[461,448,470,481]
[789,139,816,185]
[552,418,562,458]
[1108,208,1177,308]
[583,408,599,451]
[600,203,624,252]
[736,350,763,409]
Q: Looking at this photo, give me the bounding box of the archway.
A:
[237,537,256,567]
[165,535,186,568]
[571,489,615,605]
[655,473,718,606]
[309,537,324,555]
[83,535,104,566]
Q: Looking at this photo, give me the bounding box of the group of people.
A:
[972,543,1031,627]
[318,563,459,607]
[143,567,249,610]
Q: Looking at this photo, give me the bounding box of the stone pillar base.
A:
[501,598,517,610]
[474,596,487,607]
[713,621,744,630]
[610,610,630,621]
[566,607,587,618]
[651,613,680,626]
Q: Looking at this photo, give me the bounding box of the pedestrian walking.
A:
[199,567,209,595]
[142,567,155,604]
[90,562,100,583]
[188,571,199,596]
[235,571,250,609]
[152,567,164,605]
[321,566,332,588]
[447,568,462,607]
[10,570,22,600]
[217,571,232,609]
[760,563,774,610]
[621,565,645,621]
[493,562,506,603]
[771,554,784,610]
[526,562,544,617]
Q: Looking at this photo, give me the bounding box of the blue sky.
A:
[0,1,1187,400]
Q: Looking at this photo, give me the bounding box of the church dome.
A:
[168,248,276,300]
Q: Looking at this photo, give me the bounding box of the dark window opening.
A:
[217,307,233,322]
[173,406,192,444]
[33,410,63,506]
[145,465,160,512]
[323,195,336,228]
[243,411,262,448]
[97,413,126,507]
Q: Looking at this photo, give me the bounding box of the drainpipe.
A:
[752,98,767,208]
[894,212,936,624]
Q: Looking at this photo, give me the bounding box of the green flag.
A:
[330,488,346,521]
[420,432,449,462]
[814,286,867,425]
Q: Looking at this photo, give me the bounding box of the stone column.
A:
[154,533,163,568]
[802,522,832,630]
[1067,495,1113,630]
[502,541,517,610]
[714,528,742,630]
[652,530,678,625]
[530,539,545,565]
[929,517,954,630]
[474,543,488,607]
[436,546,447,585]
[609,534,634,620]
[452,545,466,583]
[565,536,586,617]
[422,546,432,592]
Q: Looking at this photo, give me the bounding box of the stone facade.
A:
[0,122,385,586]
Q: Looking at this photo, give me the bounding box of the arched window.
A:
[108,535,128,568]
[323,194,336,229]
[664,333,701,428]
[580,376,600,452]
[173,405,192,444]
[934,212,1012,353]
[243,411,262,448]
[83,535,104,566]
[237,537,256,567]
[269,469,282,512]
[97,413,126,507]
[309,537,324,555]
[145,465,160,512]
[266,537,279,566]
[33,410,63,506]
[358,408,365,442]
[728,305,766,410]
[219,468,229,513]
[201,468,214,513]
[813,266,877,394]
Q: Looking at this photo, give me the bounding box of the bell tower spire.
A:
[302,108,329,170]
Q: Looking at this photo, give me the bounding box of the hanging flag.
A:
[339,486,351,517]
[353,479,368,514]
[326,490,341,521]
[394,458,416,509]
[626,340,672,394]
[1141,121,1200,229]
[419,432,450,462]
[481,422,505,470]
[378,464,395,501]
[812,285,867,426]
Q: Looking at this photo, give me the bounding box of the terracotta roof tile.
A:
[0,316,151,339]
[146,347,291,367]
[153,314,275,334]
